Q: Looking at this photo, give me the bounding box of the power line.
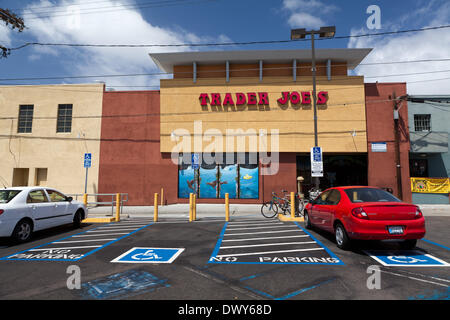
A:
[20,0,219,19]
[8,24,450,51]
[1,57,450,82]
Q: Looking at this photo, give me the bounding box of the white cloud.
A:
[348,1,450,95]
[288,12,325,29]
[0,24,12,46]
[282,0,338,29]
[20,0,231,89]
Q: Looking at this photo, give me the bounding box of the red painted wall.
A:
[365,83,412,203]
[98,90,178,205]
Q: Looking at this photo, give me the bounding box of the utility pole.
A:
[393,92,403,200]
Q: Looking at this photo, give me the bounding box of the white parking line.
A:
[221,235,309,242]
[96,226,143,230]
[72,233,129,237]
[225,229,303,236]
[227,225,298,231]
[55,239,116,244]
[220,241,318,249]
[29,245,102,251]
[216,247,325,258]
[86,228,139,232]
[227,221,282,226]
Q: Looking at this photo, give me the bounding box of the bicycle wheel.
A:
[261,202,278,218]
[296,199,305,217]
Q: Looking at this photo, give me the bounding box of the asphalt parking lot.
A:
[0,214,449,303]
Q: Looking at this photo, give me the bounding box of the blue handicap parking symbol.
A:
[111,247,184,264]
[364,250,450,267]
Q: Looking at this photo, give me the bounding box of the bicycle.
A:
[261,191,289,218]
[261,190,305,218]
[279,190,306,217]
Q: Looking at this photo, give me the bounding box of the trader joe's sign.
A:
[199,91,328,107]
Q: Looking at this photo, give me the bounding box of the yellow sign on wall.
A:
[411,177,450,194]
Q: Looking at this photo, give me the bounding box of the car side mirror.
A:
[66,196,73,202]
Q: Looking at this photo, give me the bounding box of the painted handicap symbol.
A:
[111,247,185,264]
[387,255,428,264]
[131,249,161,261]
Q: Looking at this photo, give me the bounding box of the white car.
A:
[0,187,87,243]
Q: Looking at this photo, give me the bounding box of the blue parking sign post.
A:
[310,147,323,177]
[192,153,199,169]
[84,153,92,194]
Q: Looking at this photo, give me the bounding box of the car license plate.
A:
[388,226,404,235]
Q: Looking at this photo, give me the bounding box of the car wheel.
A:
[73,210,83,228]
[304,211,312,229]
[400,239,417,250]
[12,219,33,243]
[335,223,351,250]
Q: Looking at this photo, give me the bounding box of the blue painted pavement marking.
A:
[208,220,344,265]
[0,219,154,261]
[364,249,450,267]
[111,247,185,264]
[421,239,450,251]
[80,269,169,299]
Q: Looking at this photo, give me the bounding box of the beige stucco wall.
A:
[160,75,367,154]
[0,84,104,195]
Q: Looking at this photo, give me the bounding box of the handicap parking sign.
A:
[364,250,450,267]
[111,247,185,264]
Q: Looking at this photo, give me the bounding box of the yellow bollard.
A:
[116,193,121,222]
[189,193,193,222]
[193,194,196,221]
[161,187,164,206]
[83,193,88,206]
[225,193,230,222]
[154,193,159,222]
[291,192,296,219]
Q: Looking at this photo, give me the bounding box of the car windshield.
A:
[0,190,22,203]
[344,188,401,203]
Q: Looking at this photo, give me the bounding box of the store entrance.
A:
[296,154,368,197]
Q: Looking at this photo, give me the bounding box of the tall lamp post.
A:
[290,26,336,190]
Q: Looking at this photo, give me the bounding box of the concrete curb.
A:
[86,203,450,219]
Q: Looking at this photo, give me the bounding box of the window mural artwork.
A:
[178,163,196,198]
[178,154,258,199]
[239,163,259,199]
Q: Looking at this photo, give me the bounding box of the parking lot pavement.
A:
[0,216,449,301]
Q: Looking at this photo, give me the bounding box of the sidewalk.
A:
[87,203,450,220]
[87,203,263,220]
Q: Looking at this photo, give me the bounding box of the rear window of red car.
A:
[344,188,401,203]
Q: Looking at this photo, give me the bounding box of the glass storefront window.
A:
[178,153,258,199]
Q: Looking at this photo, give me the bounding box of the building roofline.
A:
[149,48,373,73]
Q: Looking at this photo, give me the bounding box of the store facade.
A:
[98,48,413,205]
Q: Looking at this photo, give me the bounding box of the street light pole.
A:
[310,31,318,148]
[291,26,336,191]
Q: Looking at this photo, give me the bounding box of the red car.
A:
[303,186,426,250]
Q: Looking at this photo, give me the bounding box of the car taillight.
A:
[414,208,423,219]
[0,209,4,215]
[351,207,369,219]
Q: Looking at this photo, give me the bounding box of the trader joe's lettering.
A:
[199,91,328,107]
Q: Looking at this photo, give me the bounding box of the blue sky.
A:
[0,0,449,93]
